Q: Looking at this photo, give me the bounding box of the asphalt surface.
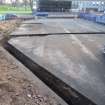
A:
[9,18,105,105]
[11,18,105,35]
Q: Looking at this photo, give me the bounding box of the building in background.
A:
[33,0,72,12]
[72,1,105,12]
[0,0,23,4]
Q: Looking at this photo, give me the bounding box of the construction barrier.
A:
[79,12,105,24]
[79,12,96,21]
[96,15,105,24]
[32,12,48,17]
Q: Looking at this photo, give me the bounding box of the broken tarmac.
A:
[5,18,105,105]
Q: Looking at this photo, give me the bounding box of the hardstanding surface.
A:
[11,18,105,36]
[9,18,105,105]
[9,34,105,105]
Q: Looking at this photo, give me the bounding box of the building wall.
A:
[72,1,105,12]
[33,0,72,12]
[3,0,23,4]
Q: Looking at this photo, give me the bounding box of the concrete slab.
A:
[8,34,105,105]
[11,22,65,35]
[11,19,105,36]
[61,19,105,33]
[48,14,77,18]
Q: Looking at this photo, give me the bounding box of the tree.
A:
[29,0,33,11]
[10,0,17,7]
[23,0,28,10]
[0,0,3,5]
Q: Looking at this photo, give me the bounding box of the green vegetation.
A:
[0,5,32,14]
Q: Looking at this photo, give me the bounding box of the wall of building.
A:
[72,1,105,12]
[33,0,72,12]
[2,0,23,4]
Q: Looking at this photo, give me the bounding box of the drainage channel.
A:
[22,22,43,24]
[3,36,97,105]
[10,31,105,38]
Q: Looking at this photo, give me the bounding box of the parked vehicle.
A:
[0,14,5,21]
[5,13,17,20]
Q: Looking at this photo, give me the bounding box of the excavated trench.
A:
[10,32,105,38]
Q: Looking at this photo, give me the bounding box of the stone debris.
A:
[0,47,63,105]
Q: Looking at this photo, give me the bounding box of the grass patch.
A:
[0,11,32,14]
[0,5,32,14]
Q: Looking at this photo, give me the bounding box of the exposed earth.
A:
[0,20,65,105]
[0,47,61,105]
